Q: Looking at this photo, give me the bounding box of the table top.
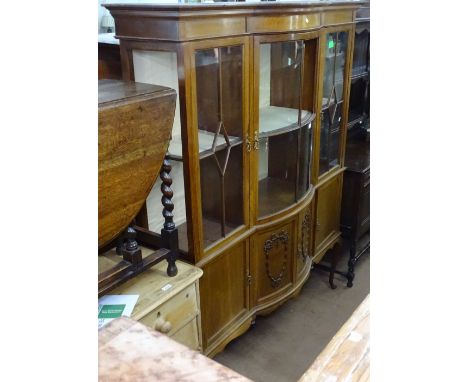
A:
[99,317,251,382]
[299,295,370,382]
[98,79,175,107]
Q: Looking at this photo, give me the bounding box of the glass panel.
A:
[348,23,370,125]
[319,31,348,176]
[352,23,370,77]
[348,77,368,123]
[258,40,314,218]
[195,46,244,249]
[132,49,189,252]
[297,122,313,196]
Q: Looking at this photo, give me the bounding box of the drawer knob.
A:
[161,321,172,333]
[154,316,172,334]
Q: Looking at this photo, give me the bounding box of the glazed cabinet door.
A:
[317,29,352,178]
[348,21,370,126]
[250,220,296,311]
[314,173,343,262]
[189,37,251,259]
[253,34,318,221]
[198,239,250,355]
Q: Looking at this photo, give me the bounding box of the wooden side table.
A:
[99,317,251,381]
[341,128,370,287]
[299,295,370,382]
[108,257,203,351]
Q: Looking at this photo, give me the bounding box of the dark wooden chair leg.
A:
[115,235,124,256]
[162,229,178,277]
[346,240,357,288]
[121,226,143,265]
[160,158,178,277]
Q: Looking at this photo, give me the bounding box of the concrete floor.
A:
[214,241,370,382]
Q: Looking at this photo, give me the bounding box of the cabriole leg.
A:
[346,240,357,288]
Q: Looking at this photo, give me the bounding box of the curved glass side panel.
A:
[319,31,348,176]
[257,40,314,218]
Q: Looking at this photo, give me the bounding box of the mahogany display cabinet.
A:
[106,0,365,357]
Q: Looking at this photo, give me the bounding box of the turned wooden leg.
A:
[346,240,357,288]
[161,229,178,277]
[122,226,143,265]
[115,235,124,256]
[160,158,178,277]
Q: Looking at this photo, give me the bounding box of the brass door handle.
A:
[154,316,172,333]
[246,137,251,153]
[254,131,259,150]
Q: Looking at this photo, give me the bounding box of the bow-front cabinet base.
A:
[199,191,315,357]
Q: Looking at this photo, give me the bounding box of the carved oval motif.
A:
[264,230,289,288]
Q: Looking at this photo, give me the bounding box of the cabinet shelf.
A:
[321,98,344,112]
[258,177,296,218]
[176,217,239,253]
[325,52,344,60]
[167,130,243,161]
[259,106,315,138]
[351,70,369,80]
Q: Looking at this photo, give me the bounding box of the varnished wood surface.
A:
[251,219,295,306]
[199,240,249,352]
[299,295,369,382]
[106,1,364,42]
[98,80,176,247]
[104,0,366,355]
[98,79,173,105]
[315,172,343,258]
[255,255,312,316]
[99,317,251,382]
[297,201,314,279]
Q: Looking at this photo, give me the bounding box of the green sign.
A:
[328,40,335,49]
[98,304,125,319]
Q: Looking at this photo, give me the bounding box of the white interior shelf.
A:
[168,130,242,160]
[259,106,314,137]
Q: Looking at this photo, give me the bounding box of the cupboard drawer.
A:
[172,317,200,351]
[139,284,198,336]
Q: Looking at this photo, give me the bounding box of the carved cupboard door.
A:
[198,238,250,355]
[250,220,295,310]
[314,172,343,262]
[296,200,314,280]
